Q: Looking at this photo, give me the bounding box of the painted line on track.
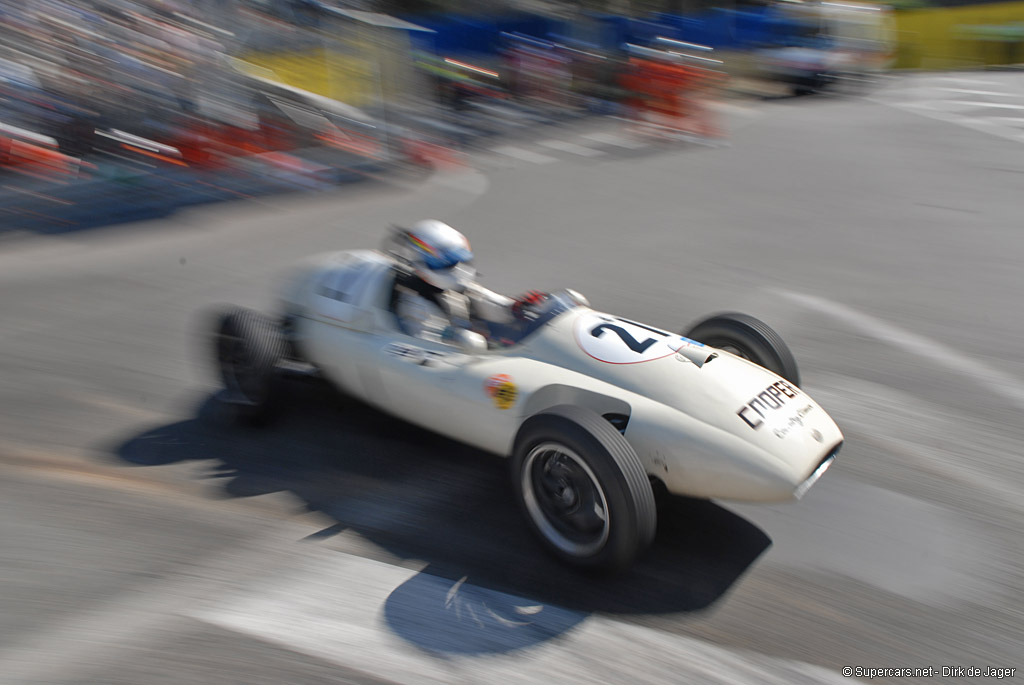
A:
[777,290,1024,412]
[928,77,1001,86]
[0,524,319,685]
[539,139,603,157]
[581,131,643,148]
[579,131,648,149]
[192,545,845,685]
[0,461,839,684]
[870,95,1024,145]
[490,146,558,165]
[708,101,758,116]
[940,88,1020,96]
[940,100,1024,110]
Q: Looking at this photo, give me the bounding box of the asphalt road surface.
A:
[2,76,1023,684]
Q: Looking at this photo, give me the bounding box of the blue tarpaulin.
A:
[402,8,804,58]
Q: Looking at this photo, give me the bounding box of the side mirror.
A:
[454,329,488,354]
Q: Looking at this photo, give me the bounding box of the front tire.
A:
[511,405,657,573]
[684,312,800,386]
[213,307,287,425]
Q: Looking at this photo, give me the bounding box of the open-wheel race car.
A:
[210,249,843,573]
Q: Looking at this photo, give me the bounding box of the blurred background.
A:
[5,0,1024,228]
[0,0,959,228]
[7,0,1024,228]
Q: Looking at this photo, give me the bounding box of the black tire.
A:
[684,312,800,387]
[213,307,287,425]
[511,405,657,574]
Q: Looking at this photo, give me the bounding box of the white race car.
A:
[211,249,843,572]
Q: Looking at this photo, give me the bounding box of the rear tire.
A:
[684,312,800,386]
[511,405,657,574]
[213,307,287,425]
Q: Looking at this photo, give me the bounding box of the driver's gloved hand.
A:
[511,290,547,320]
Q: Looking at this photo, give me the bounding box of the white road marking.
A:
[941,100,1024,110]
[538,139,603,157]
[579,131,648,149]
[808,374,1024,515]
[872,96,1024,145]
[730,468,997,604]
[930,77,1000,85]
[193,546,845,685]
[0,525,316,685]
[777,290,1024,411]
[958,117,1004,126]
[941,88,1019,96]
[0,585,190,685]
[708,101,757,116]
[490,145,557,165]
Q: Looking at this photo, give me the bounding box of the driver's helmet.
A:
[386,219,476,292]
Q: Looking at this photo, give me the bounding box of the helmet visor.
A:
[421,245,473,271]
[421,261,476,292]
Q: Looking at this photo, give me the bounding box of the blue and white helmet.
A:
[388,219,476,292]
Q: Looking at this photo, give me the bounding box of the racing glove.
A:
[511,290,548,320]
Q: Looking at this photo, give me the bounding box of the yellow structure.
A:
[239,47,377,106]
[242,3,1024,96]
[893,1,1024,68]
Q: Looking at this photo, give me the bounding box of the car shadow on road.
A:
[112,380,771,652]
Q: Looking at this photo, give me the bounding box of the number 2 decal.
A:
[589,323,657,353]
[576,313,694,365]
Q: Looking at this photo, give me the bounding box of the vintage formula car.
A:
[211,249,843,572]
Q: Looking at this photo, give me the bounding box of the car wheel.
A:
[511,405,657,574]
[213,307,287,425]
[684,312,800,387]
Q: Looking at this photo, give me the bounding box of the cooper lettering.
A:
[738,381,802,430]
[748,397,768,418]
[738,406,763,429]
[776,381,797,398]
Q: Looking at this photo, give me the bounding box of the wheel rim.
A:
[521,442,610,558]
[217,331,263,404]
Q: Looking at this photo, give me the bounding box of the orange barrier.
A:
[0,135,83,181]
[619,57,726,139]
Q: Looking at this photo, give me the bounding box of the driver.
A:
[385,220,547,344]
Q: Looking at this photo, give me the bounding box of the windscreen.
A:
[485,290,584,348]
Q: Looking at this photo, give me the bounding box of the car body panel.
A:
[280,250,843,502]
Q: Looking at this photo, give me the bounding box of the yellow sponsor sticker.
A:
[484,374,518,410]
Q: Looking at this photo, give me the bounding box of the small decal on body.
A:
[484,374,518,410]
[772,404,815,440]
